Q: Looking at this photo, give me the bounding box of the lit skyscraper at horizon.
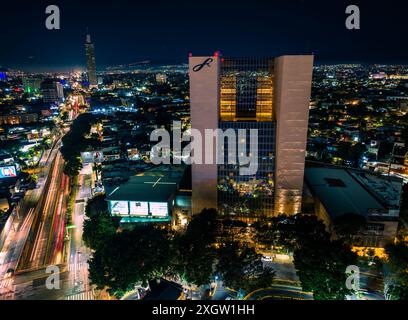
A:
[85,33,97,88]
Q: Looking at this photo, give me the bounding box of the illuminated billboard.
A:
[109,200,170,219]
[110,201,128,215]
[149,202,168,217]
[0,166,17,178]
[129,201,149,216]
[127,148,140,161]
[81,151,104,163]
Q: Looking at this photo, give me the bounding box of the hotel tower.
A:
[189,54,313,219]
[85,34,97,88]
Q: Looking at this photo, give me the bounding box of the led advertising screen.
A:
[149,202,168,217]
[81,151,104,163]
[0,166,17,178]
[110,201,128,215]
[129,201,149,216]
[127,148,140,161]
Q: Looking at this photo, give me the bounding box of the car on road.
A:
[261,255,273,262]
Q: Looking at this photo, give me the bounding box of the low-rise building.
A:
[304,166,402,248]
[106,165,191,225]
[0,113,38,125]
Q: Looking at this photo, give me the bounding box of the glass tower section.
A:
[217,58,275,220]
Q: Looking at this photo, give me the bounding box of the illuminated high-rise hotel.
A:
[85,34,97,88]
[189,54,313,218]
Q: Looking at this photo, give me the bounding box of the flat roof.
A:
[106,176,177,202]
[106,165,188,203]
[304,167,386,219]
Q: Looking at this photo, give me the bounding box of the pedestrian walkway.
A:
[0,277,14,289]
[65,290,94,300]
[68,261,86,272]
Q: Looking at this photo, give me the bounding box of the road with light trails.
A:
[10,147,71,300]
[0,122,99,300]
[243,284,313,300]
[211,280,237,300]
[0,119,95,300]
[0,138,62,299]
[17,149,68,271]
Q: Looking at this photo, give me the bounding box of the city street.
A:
[262,254,300,284]
[16,150,67,271]
[243,284,314,300]
[211,281,237,300]
[0,135,97,300]
[65,164,95,300]
[0,140,62,299]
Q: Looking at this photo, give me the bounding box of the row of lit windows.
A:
[219,70,274,121]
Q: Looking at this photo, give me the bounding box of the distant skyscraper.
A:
[189,54,313,218]
[85,34,97,88]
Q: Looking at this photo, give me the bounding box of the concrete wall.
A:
[312,193,397,248]
[365,220,398,248]
[273,55,314,215]
[189,56,220,214]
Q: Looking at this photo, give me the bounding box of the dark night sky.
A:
[2,0,408,71]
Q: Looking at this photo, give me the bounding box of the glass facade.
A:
[220,58,274,121]
[217,58,276,219]
[85,35,97,87]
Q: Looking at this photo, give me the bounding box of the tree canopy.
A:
[89,225,172,297]
[384,242,408,300]
[217,241,274,293]
[333,212,367,243]
[292,215,357,300]
[255,214,358,300]
[60,113,100,177]
[172,208,220,286]
[86,207,274,298]
[83,195,116,251]
[294,238,357,299]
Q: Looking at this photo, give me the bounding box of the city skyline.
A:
[2,0,408,72]
[1,0,408,305]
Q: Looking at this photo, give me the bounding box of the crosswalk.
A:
[68,261,86,271]
[0,292,15,300]
[65,290,95,300]
[0,278,13,289]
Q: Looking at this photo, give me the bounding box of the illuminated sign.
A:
[110,201,128,215]
[149,202,168,217]
[129,201,149,216]
[192,58,213,72]
[109,200,170,219]
[81,151,104,163]
[127,148,140,161]
[0,166,17,178]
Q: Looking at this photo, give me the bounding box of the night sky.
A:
[2,0,408,71]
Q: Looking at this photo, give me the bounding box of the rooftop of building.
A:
[348,170,402,208]
[105,165,189,203]
[304,166,402,220]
